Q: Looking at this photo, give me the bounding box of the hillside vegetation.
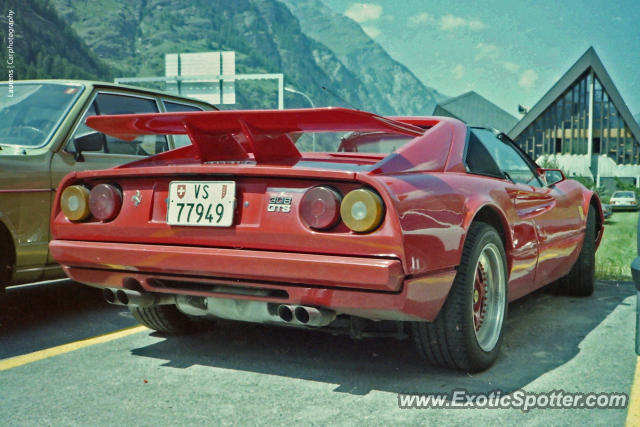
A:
[0,0,113,80]
[51,0,440,113]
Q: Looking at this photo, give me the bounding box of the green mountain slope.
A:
[51,0,442,114]
[279,0,443,115]
[51,0,378,111]
[0,0,113,81]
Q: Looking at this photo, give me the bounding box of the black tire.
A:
[412,222,508,372]
[556,205,596,296]
[0,240,11,324]
[0,286,7,325]
[130,305,197,334]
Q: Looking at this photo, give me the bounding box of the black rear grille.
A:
[147,278,289,299]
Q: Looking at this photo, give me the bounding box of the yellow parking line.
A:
[627,357,640,426]
[0,325,147,372]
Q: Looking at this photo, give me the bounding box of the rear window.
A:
[164,101,203,113]
[293,131,414,153]
[162,101,205,148]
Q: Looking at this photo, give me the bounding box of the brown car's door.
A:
[0,153,54,283]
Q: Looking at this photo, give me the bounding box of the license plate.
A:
[167,181,236,227]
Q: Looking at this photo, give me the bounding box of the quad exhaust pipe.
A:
[104,288,335,327]
[277,304,336,327]
[103,288,174,308]
[277,304,296,322]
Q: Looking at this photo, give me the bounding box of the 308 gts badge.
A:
[267,195,292,213]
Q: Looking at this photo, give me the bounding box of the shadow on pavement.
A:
[0,280,137,358]
[130,281,634,395]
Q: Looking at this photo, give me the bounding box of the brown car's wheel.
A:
[412,222,508,372]
[130,305,198,334]
[0,286,6,322]
[556,205,596,296]
[0,241,11,322]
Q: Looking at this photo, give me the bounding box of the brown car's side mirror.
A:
[538,168,566,187]
[73,132,106,161]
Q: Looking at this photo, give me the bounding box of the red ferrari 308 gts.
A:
[50,108,603,372]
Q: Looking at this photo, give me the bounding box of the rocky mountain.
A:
[279,0,443,115]
[50,0,439,114]
[50,0,371,111]
[0,0,112,81]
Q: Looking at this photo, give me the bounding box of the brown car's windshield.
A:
[0,83,84,148]
[612,191,635,198]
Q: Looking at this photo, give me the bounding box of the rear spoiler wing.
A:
[85,107,425,164]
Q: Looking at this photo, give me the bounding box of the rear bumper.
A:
[50,240,455,321]
[50,240,404,292]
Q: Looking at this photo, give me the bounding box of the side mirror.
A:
[539,168,566,186]
[73,132,105,161]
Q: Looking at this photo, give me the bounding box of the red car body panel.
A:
[50,108,603,322]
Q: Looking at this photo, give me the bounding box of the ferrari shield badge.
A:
[131,190,142,207]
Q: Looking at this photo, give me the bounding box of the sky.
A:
[321,0,640,118]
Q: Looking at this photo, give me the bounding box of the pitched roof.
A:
[434,91,518,133]
[508,47,640,142]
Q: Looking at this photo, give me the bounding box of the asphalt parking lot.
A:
[0,279,637,426]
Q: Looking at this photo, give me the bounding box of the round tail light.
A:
[340,188,384,233]
[299,186,342,230]
[89,183,122,221]
[60,185,91,221]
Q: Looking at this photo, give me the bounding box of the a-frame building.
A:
[509,47,640,183]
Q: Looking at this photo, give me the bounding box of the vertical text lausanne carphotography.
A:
[6,8,15,97]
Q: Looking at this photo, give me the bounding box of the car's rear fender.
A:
[360,171,469,276]
[371,172,537,286]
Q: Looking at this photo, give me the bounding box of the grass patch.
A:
[596,210,638,280]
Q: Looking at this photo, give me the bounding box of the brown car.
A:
[0,80,216,303]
